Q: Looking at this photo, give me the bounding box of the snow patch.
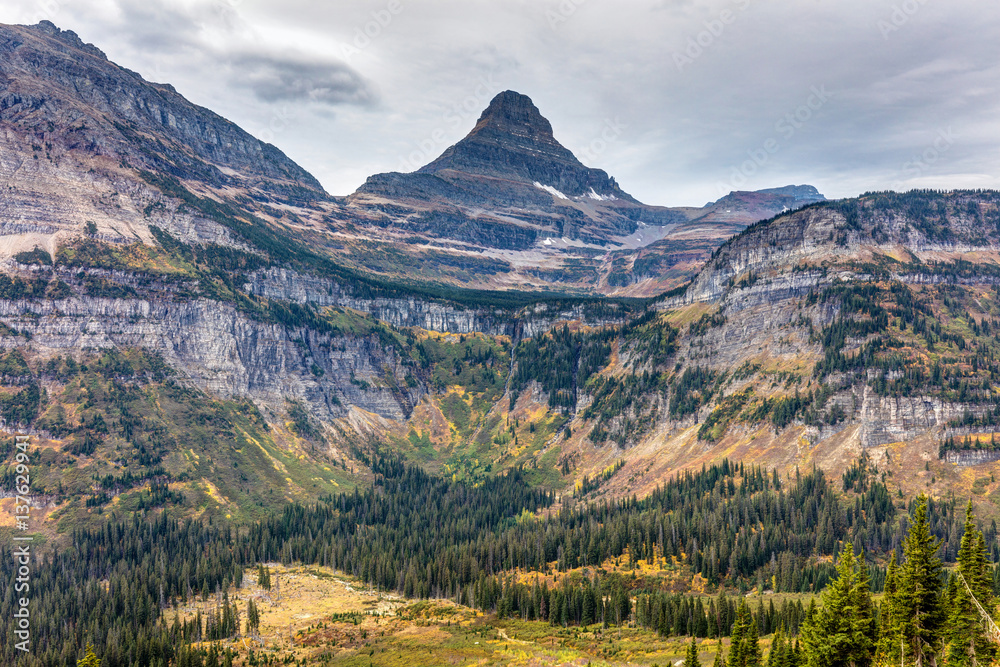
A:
[587,187,617,201]
[534,182,569,200]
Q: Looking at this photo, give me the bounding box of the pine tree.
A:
[686,637,703,667]
[944,502,996,667]
[896,495,945,667]
[800,543,876,667]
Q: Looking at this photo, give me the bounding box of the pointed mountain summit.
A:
[417,90,631,201]
[348,89,826,294]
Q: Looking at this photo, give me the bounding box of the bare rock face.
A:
[0,21,328,258]
[242,267,631,336]
[0,21,325,198]
[0,293,422,422]
[418,90,632,201]
[349,90,823,270]
[944,450,1000,466]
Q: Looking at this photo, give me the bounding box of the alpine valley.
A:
[3,19,1000,667]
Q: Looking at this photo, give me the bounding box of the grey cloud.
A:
[230,54,377,106]
[0,0,997,203]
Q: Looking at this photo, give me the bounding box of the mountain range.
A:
[7,17,1000,667]
[2,20,1000,535]
[0,21,823,297]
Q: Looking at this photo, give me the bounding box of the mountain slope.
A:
[341,90,826,294]
[0,20,327,259]
[418,90,635,201]
[12,21,989,526]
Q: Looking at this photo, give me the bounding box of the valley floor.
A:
[193,564,763,667]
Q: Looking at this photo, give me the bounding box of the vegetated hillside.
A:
[8,189,1000,526]
[3,449,997,667]
[490,190,1000,512]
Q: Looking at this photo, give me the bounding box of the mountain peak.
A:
[416,90,634,201]
[474,90,554,137]
[30,20,108,60]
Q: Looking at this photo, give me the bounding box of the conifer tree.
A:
[800,543,876,667]
[686,637,703,667]
[875,551,901,666]
[768,627,787,667]
[745,613,763,667]
[78,643,101,667]
[896,495,945,667]
[944,502,996,667]
[731,599,751,667]
[714,646,728,667]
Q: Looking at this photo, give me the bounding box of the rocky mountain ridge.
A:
[8,21,1000,523]
[345,89,826,294]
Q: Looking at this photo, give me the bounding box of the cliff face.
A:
[0,20,331,262]
[648,191,1000,453]
[0,293,421,422]
[243,267,631,337]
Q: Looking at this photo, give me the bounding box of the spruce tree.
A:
[800,543,876,667]
[768,627,787,667]
[714,646,728,667]
[685,637,702,667]
[875,551,901,666]
[731,599,751,667]
[896,494,945,667]
[944,501,996,667]
[745,615,763,667]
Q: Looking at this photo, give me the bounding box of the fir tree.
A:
[686,637,703,667]
[896,495,945,667]
[745,613,763,667]
[768,627,787,667]
[731,599,752,667]
[944,502,996,667]
[78,643,101,667]
[875,551,901,666]
[800,543,876,667]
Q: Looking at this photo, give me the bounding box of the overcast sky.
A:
[3,0,999,206]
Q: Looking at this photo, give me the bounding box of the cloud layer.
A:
[1,0,998,205]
